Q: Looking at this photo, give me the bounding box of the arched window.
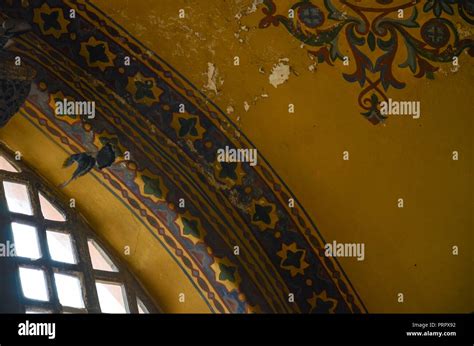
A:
[0,144,158,313]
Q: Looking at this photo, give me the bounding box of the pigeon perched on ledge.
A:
[0,18,34,128]
[59,143,118,188]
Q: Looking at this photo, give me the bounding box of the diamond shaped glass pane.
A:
[88,239,118,272]
[39,192,66,222]
[0,155,19,172]
[47,230,76,264]
[3,181,32,215]
[19,267,49,301]
[11,222,41,260]
[54,273,85,309]
[96,281,128,313]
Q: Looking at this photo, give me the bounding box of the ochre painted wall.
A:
[1,0,471,313]
[93,0,473,312]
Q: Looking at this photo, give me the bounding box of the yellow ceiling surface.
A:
[93,0,473,313]
[1,0,472,313]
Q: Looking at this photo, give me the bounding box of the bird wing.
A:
[96,143,116,169]
[74,154,96,178]
[59,154,96,188]
[62,153,82,168]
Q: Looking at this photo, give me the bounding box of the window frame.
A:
[0,143,159,313]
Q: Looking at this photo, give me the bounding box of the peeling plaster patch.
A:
[233,25,251,44]
[235,0,264,19]
[232,1,263,44]
[133,22,147,36]
[203,62,223,94]
[208,45,216,56]
[234,115,242,139]
[438,62,462,75]
[148,14,159,25]
[244,101,250,112]
[234,32,244,44]
[456,22,473,39]
[241,92,270,113]
[251,93,270,106]
[247,0,264,14]
[226,105,235,114]
[269,58,291,88]
[308,53,318,73]
[436,67,449,76]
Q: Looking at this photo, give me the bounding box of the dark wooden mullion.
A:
[23,299,56,311]
[61,306,88,314]
[1,171,30,182]
[30,191,84,269]
[93,269,123,282]
[28,182,62,313]
[123,276,138,314]
[43,221,75,233]
[14,256,76,269]
[63,185,160,314]
[8,212,38,224]
[31,183,82,313]
[42,270,62,314]
[71,218,101,313]
[83,225,160,313]
[17,251,95,312]
[0,170,22,182]
[1,144,160,314]
[80,226,132,313]
[49,257,89,275]
[35,222,89,275]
